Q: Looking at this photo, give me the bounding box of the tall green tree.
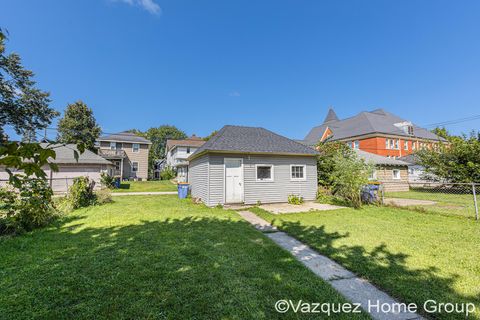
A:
[0,29,58,140]
[431,127,450,139]
[203,130,218,141]
[417,132,480,183]
[57,101,101,151]
[0,28,60,185]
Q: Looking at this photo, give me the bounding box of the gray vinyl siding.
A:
[197,153,317,206]
[188,155,209,202]
[208,156,225,206]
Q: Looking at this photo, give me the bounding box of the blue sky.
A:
[2,0,480,140]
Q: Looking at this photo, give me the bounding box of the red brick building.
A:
[303,108,446,158]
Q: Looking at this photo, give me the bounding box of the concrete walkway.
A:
[111,191,177,196]
[238,210,423,320]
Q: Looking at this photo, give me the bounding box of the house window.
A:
[385,139,389,150]
[290,165,306,180]
[114,160,121,170]
[132,143,140,153]
[404,141,408,150]
[132,162,139,172]
[256,165,273,181]
[412,142,416,150]
[353,140,360,149]
[369,169,377,180]
[110,142,116,150]
[392,169,401,180]
[187,147,191,154]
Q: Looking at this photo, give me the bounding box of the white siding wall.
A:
[189,153,318,206]
[188,155,209,202]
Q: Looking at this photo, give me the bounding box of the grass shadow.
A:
[0,211,366,320]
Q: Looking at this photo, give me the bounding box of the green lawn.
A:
[112,180,178,192]
[0,196,367,319]
[252,206,480,319]
[386,190,476,219]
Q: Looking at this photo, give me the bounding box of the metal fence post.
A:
[473,183,479,221]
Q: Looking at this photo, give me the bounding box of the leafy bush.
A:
[160,166,176,180]
[330,153,371,208]
[100,172,116,189]
[67,177,96,209]
[95,188,113,205]
[288,194,304,205]
[316,141,373,208]
[0,179,57,235]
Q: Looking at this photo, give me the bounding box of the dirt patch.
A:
[259,201,344,214]
[384,198,436,207]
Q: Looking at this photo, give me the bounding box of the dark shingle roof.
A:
[41,144,112,165]
[189,125,317,160]
[354,149,408,166]
[98,131,151,144]
[303,109,447,145]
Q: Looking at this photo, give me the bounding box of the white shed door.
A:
[225,158,243,203]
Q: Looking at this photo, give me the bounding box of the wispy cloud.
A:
[229,91,241,97]
[114,0,162,15]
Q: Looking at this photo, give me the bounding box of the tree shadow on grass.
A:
[270,219,480,320]
[0,214,367,320]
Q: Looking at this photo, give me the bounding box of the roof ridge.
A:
[260,127,317,151]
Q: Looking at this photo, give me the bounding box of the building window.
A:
[394,139,399,150]
[290,165,306,180]
[256,165,273,181]
[369,169,377,180]
[110,142,116,150]
[412,142,416,150]
[132,162,139,172]
[392,169,401,180]
[385,139,389,150]
[408,126,414,135]
[353,140,360,149]
[132,143,140,153]
[186,147,191,154]
[404,140,408,150]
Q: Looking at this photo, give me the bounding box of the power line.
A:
[424,114,480,128]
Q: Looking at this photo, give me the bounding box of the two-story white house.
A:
[165,135,205,182]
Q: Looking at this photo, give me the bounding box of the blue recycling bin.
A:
[114,178,121,188]
[361,184,379,203]
[178,183,190,199]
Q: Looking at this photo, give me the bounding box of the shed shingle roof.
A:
[189,125,317,160]
[98,131,151,144]
[303,109,447,145]
[42,144,112,165]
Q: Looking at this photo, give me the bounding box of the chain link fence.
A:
[380,182,479,220]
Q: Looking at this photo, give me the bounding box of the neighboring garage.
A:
[0,144,113,193]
